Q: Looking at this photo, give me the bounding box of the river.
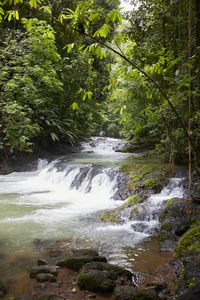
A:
[0,137,186,297]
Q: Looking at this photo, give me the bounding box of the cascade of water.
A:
[81,136,129,154]
[98,177,186,238]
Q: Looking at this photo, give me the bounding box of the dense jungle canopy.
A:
[0,0,200,174]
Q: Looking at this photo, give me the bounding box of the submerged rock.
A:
[16,295,64,300]
[30,265,58,278]
[56,250,107,271]
[38,258,48,266]
[145,282,168,292]
[114,286,160,300]
[36,273,56,282]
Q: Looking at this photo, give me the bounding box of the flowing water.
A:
[0,137,186,296]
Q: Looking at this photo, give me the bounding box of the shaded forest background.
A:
[0,0,200,169]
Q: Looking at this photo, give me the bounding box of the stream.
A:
[0,137,186,297]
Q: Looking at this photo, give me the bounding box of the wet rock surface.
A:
[114,286,160,300]
[56,250,107,271]
[156,194,200,300]
[76,269,116,293]
[30,265,58,279]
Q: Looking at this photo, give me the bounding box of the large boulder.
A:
[80,262,133,281]
[158,198,195,251]
[76,261,133,294]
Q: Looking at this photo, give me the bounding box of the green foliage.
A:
[0,18,75,154]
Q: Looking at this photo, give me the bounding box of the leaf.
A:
[50,132,59,142]
[39,6,52,15]
[94,24,111,38]
[15,10,19,20]
[71,102,79,110]
[88,58,94,65]
[175,69,179,76]
[58,14,67,23]
[63,43,74,53]
[29,0,37,8]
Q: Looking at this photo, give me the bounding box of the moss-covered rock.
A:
[120,162,167,195]
[175,250,200,300]
[176,220,200,257]
[101,211,116,223]
[80,261,133,281]
[121,194,143,208]
[76,270,115,293]
[158,198,194,251]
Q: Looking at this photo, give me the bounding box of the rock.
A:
[176,286,200,300]
[36,273,56,282]
[114,286,159,300]
[38,295,65,300]
[80,262,133,281]
[71,249,99,256]
[15,296,35,300]
[76,270,115,293]
[131,289,160,299]
[114,285,137,300]
[158,198,197,251]
[30,265,58,278]
[56,254,107,271]
[38,258,48,266]
[145,282,167,292]
[176,250,200,300]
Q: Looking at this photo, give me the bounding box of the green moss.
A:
[158,232,168,241]
[121,194,143,207]
[186,278,196,289]
[176,221,200,257]
[144,178,162,191]
[159,198,178,221]
[161,223,172,231]
[101,212,116,223]
[120,162,167,194]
